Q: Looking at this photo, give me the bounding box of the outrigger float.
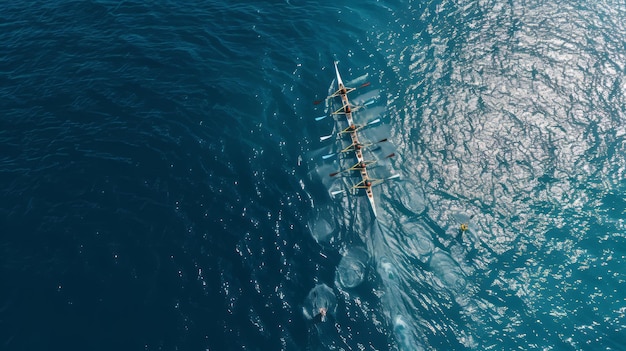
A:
[319,62,399,218]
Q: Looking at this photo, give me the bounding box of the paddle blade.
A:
[359,82,371,88]
[329,172,339,177]
[322,153,335,160]
[320,134,333,142]
[387,174,401,180]
[315,115,327,121]
[331,190,346,196]
[367,118,381,126]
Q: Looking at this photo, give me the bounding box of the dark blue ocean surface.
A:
[2,0,626,350]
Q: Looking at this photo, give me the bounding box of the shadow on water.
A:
[335,246,369,289]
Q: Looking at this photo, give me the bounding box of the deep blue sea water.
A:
[2,0,626,350]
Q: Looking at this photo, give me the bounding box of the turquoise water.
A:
[1,0,626,350]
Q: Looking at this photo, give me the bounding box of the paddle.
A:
[321,138,389,160]
[330,173,400,197]
[321,118,381,142]
[329,153,395,177]
[312,81,370,104]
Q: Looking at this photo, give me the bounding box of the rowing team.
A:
[316,62,399,218]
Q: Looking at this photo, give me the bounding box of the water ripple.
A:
[374,0,626,348]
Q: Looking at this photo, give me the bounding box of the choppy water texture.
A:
[1,0,626,350]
